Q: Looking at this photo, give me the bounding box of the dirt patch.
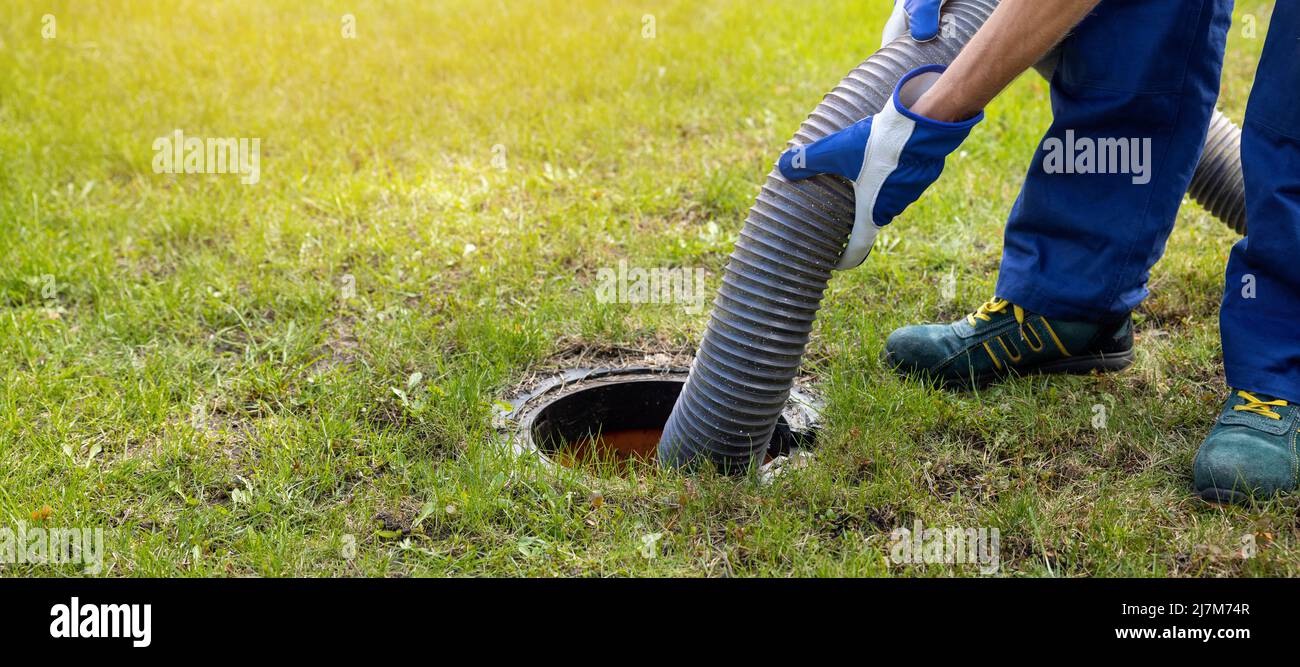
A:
[112,395,257,469]
[311,314,360,374]
[547,338,695,369]
[921,459,1002,503]
[509,335,823,397]
[502,338,697,399]
[921,423,994,451]
[1138,275,1222,329]
[820,503,898,539]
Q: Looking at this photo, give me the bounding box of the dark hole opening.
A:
[529,379,803,470]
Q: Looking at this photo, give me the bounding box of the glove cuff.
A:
[891,65,984,130]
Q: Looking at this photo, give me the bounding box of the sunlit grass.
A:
[0,0,1291,576]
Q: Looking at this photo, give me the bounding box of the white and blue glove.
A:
[777,65,981,269]
[882,0,947,45]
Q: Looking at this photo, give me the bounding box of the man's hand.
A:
[908,0,1101,122]
[778,65,982,270]
[882,0,947,46]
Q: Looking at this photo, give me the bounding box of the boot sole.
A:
[1197,486,1252,506]
[885,347,1135,391]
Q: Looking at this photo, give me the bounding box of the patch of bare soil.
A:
[502,337,697,399]
[311,314,360,374]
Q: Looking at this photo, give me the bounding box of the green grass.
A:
[0,0,1292,577]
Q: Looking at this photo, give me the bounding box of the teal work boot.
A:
[1194,390,1299,505]
[883,296,1134,389]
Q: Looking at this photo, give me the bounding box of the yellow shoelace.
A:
[967,296,1072,362]
[966,297,1026,328]
[1232,390,1289,420]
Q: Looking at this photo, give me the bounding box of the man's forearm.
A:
[910,0,1102,122]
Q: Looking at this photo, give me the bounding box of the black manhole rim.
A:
[495,366,820,473]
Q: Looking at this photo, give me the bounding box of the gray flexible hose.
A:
[657,0,1245,472]
[1191,108,1247,234]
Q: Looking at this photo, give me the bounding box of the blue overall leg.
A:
[994,0,1233,322]
[1219,3,1300,401]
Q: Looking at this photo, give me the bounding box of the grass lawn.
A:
[1,0,1293,577]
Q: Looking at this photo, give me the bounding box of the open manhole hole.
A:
[496,367,819,476]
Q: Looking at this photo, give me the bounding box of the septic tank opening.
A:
[503,368,816,475]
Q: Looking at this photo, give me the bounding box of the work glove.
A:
[881,0,946,45]
[777,65,981,270]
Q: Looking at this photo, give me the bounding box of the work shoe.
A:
[1194,390,1299,505]
[883,296,1134,389]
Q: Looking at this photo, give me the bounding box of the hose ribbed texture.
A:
[1191,109,1247,234]
[658,0,1245,472]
